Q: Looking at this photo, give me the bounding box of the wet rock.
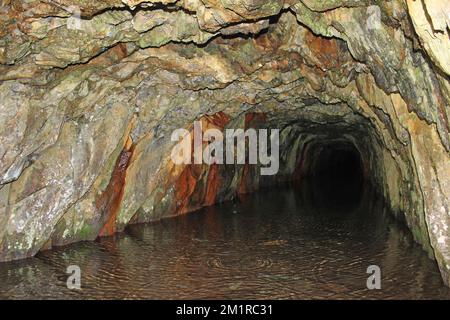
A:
[0,0,448,287]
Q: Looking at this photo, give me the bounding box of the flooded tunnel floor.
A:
[1,183,450,299]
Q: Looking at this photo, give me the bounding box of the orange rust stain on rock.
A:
[434,90,450,134]
[174,165,198,214]
[168,111,274,218]
[171,112,231,215]
[204,164,221,206]
[238,163,250,195]
[244,112,267,127]
[266,57,291,72]
[237,112,268,194]
[305,30,341,69]
[90,43,129,66]
[98,136,134,237]
[255,32,282,52]
[204,111,231,128]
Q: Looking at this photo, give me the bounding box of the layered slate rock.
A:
[0,0,449,285]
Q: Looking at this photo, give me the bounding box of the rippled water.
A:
[1,179,449,300]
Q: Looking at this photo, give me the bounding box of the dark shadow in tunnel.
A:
[302,142,365,213]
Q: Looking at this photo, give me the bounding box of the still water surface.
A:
[0,180,449,299]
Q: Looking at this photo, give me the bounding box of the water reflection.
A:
[0,181,449,299]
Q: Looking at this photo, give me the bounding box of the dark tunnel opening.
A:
[301,141,365,212]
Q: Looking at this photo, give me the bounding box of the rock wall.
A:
[0,0,449,285]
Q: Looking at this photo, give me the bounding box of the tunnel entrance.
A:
[300,141,365,212]
[1,115,448,299]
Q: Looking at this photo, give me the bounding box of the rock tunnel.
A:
[0,0,449,292]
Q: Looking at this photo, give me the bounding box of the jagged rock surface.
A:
[0,0,449,285]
